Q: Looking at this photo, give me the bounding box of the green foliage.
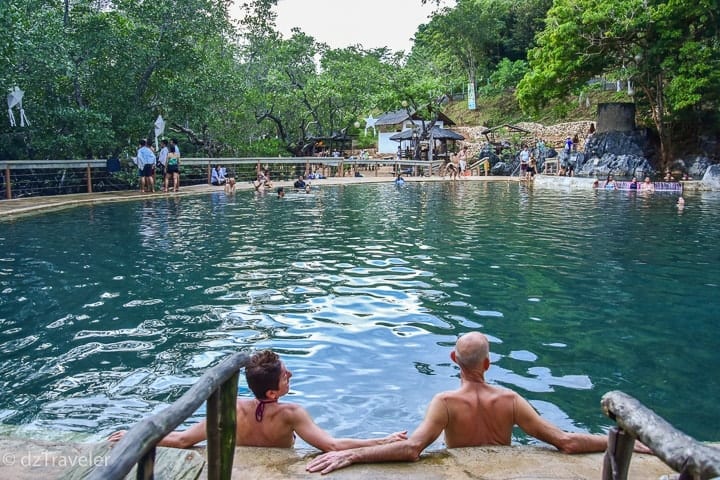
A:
[238,138,288,157]
[479,59,529,96]
[0,0,716,163]
[516,0,720,161]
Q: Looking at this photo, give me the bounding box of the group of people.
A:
[557,164,575,177]
[253,169,273,192]
[596,175,656,191]
[293,175,312,193]
[275,176,313,198]
[211,164,227,186]
[135,138,181,193]
[598,175,686,208]
[664,169,693,182]
[109,332,651,475]
[210,164,236,194]
[519,146,539,179]
[443,146,469,179]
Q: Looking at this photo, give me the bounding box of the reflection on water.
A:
[1,183,719,446]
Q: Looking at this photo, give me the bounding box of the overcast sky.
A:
[237,0,454,53]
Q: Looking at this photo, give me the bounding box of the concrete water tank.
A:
[596,102,635,133]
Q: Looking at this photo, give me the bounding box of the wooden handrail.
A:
[0,156,436,171]
[88,352,249,480]
[601,390,720,480]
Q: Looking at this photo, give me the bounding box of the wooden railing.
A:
[0,157,444,199]
[601,390,720,480]
[0,158,336,199]
[87,352,249,480]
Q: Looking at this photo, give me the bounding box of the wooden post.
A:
[219,372,239,478]
[602,390,720,479]
[601,427,634,480]
[206,388,221,480]
[4,167,10,199]
[86,164,93,193]
[207,163,212,185]
[136,447,156,480]
[206,371,238,480]
[87,353,248,480]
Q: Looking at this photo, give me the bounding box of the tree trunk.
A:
[640,73,670,171]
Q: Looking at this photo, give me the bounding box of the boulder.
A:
[491,161,513,176]
[581,130,657,177]
[683,156,714,179]
[701,164,720,190]
[578,153,654,178]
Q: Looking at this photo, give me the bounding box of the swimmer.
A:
[677,196,685,208]
[277,186,285,198]
[305,184,311,194]
[109,350,406,450]
[604,174,616,190]
[641,177,655,192]
[395,174,405,185]
[224,177,236,194]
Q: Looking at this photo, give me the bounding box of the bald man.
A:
[307,332,650,474]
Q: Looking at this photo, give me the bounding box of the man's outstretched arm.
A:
[306,394,449,474]
[513,394,608,453]
[514,394,651,454]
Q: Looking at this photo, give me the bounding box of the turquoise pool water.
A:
[1,182,718,448]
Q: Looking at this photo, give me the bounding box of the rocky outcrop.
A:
[702,164,720,190]
[454,120,718,180]
[673,156,713,179]
[574,129,657,177]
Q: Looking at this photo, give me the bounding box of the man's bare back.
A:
[437,381,516,448]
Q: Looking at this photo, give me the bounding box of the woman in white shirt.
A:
[211,165,227,185]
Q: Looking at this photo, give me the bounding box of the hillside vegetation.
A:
[445,89,634,129]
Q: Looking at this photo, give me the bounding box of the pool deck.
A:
[2,174,709,221]
[0,436,679,479]
[0,174,517,220]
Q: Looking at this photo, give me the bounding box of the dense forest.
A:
[1,0,718,165]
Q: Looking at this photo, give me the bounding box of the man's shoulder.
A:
[441,383,520,402]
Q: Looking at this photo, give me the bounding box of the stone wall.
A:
[455,120,594,156]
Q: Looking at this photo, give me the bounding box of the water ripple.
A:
[0,182,718,443]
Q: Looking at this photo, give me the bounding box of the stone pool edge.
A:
[0,435,681,479]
